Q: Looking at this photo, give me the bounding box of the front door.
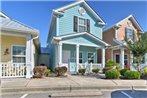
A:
[62,50,70,64]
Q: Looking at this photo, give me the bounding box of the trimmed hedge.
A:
[103,67,112,74]
[79,68,86,75]
[124,70,140,79]
[55,66,67,76]
[92,69,99,74]
[120,69,129,76]
[105,70,120,79]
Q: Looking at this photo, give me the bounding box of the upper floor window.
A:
[125,28,134,41]
[74,16,90,33]
[12,46,26,63]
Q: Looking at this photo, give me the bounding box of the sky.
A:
[1,0,147,47]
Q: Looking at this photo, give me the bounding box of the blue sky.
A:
[1,0,147,47]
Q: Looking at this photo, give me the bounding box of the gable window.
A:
[79,52,83,63]
[125,28,134,41]
[88,52,94,63]
[12,46,26,63]
[74,16,90,33]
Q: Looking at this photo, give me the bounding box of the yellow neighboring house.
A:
[0,12,40,78]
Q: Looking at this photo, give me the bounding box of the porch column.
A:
[58,42,62,65]
[120,48,124,68]
[111,49,113,60]
[102,48,105,68]
[145,53,147,65]
[26,34,32,78]
[76,44,79,73]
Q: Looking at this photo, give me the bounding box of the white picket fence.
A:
[0,63,26,78]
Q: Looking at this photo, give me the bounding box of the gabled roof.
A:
[0,12,39,35]
[104,15,144,33]
[53,32,110,46]
[54,0,105,24]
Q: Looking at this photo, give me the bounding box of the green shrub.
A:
[103,67,113,74]
[45,69,51,76]
[124,71,140,79]
[92,69,99,74]
[105,70,120,79]
[116,65,122,71]
[78,68,86,75]
[55,66,67,76]
[33,66,47,78]
[105,60,117,67]
[143,67,147,74]
[120,68,129,76]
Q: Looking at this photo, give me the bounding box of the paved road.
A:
[1,90,147,98]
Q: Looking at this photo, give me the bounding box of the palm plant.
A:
[125,32,147,72]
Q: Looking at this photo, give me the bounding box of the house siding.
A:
[0,34,26,62]
[58,4,102,39]
[63,44,97,64]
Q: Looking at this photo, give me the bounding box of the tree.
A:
[126,32,147,71]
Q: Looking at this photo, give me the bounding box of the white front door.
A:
[62,50,70,64]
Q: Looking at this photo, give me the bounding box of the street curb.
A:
[1,85,147,94]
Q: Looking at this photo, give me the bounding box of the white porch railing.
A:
[79,63,102,73]
[0,63,26,78]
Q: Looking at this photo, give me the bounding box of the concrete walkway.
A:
[1,75,147,94]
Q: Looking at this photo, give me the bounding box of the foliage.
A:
[45,69,51,76]
[116,65,122,71]
[103,67,113,74]
[120,68,129,76]
[124,70,140,79]
[78,68,86,75]
[105,60,117,67]
[105,70,120,79]
[143,67,147,74]
[33,66,47,78]
[55,66,67,76]
[92,68,99,74]
[125,33,147,71]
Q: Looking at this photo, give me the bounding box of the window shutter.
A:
[87,19,90,33]
[74,16,78,32]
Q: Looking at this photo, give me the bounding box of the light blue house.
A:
[47,0,109,73]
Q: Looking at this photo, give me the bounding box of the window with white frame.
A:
[88,52,94,63]
[12,46,26,63]
[79,52,83,63]
[78,17,87,32]
[126,28,134,41]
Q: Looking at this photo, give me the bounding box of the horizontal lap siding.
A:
[59,4,102,39]
[1,34,26,62]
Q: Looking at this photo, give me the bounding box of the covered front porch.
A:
[52,32,109,74]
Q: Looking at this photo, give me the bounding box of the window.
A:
[115,54,120,64]
[126,28,134,41]
[79,52,83,63]
[88,53,94,63]
[124,55,128,65]
[73,16,90,33]
[12,46,26,63]
[78,17,87,32]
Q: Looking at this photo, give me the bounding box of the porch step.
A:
[50,90,102,97]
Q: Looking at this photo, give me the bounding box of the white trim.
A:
[11,45,26,63]
[116,15,143,32]
[101,48,105,68]
[54,0,105,24]
[78,17,87,33]
[62,41,100,48]
[0,12,10,19]
[53,32,109,46]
